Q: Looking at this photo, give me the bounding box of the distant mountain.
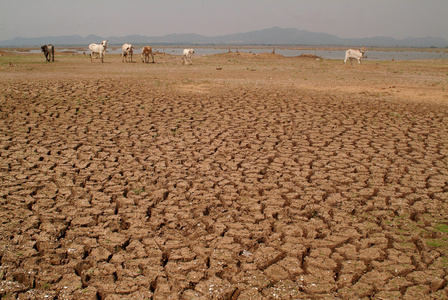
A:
[212,27,343,45]
[1,27,447,48]
[342,35,448,48]
[1,35,103,47]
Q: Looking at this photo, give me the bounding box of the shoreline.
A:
[2,45,448,53]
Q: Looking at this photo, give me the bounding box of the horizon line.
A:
[2,27,448,42]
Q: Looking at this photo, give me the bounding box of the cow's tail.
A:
[51,45,54,62]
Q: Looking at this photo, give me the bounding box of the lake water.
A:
[150,48,448,61]
[13,47,448,61]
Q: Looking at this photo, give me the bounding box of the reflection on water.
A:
[10,47,448,61]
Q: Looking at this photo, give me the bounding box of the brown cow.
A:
[141,46,154,63]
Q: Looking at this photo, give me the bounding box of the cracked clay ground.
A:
[1,50,448,299]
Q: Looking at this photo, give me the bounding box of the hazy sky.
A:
[1,0,447,41]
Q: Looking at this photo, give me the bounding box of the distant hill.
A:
[1,27,447,48]
[1,35,104,47]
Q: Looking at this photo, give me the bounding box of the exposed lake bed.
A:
[1,50,448,299]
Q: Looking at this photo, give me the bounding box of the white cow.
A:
[182,49,195,65]
[89,40,108,63]
[344,48,366,65]
[122,43,134,62]
[141,46,154,63]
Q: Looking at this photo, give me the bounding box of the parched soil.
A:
[1,51,448,299]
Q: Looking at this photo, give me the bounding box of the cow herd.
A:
[41,41,367,65]
[40,40,195,65]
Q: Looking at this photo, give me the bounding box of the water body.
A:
[150,48,448,61]
[12,47,448,61]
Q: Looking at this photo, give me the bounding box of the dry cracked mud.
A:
[1,50,448,299]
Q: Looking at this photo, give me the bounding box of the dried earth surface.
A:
[1,49,448,299]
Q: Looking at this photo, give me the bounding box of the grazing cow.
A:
[141,46,154,63]
[344,48,366,65]
[182,49,195,65]
[122,44,134,62]
[89,40,108,63]
[41,44,54,62]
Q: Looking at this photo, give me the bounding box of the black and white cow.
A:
[41,44,54,62]
[122,43,134,63]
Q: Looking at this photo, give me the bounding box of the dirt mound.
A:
[298,53,322,59]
